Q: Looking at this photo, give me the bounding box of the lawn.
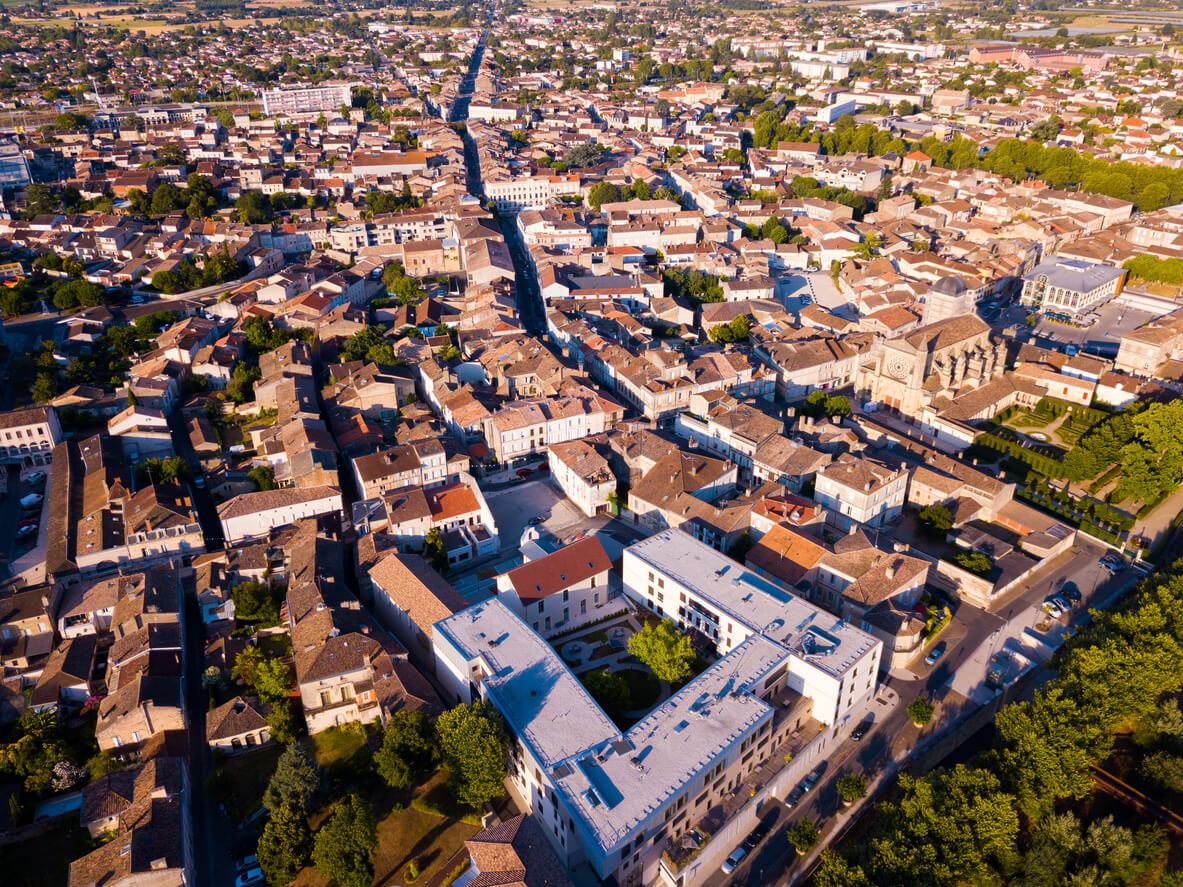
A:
[208,743,282,823]
[306,724,373,789]
[297,770,482,887]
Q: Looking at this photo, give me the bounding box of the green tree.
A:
[424,526,447,572]
[953,551,992,575]
[908,697,935,726]
[918,504,954,533]
[312,794,378,887]
[436,702,507,808]
[31,372,57,403]
[838,772,866,803]
[257,801,312,887]
[230,581,283,626]
[248,465,277,491]
[627,619,695,684]
[587,181,623,212]
[236,190,271,224]
[582,669,631,719]
[787,816,819,852]
[267,699,303,746]
[263,743,324,813]
[374,710,437,789]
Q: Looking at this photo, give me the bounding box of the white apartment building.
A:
[482,388,623,465]
[433,529,879,887]
[261,83,353,116]
[813,456,908,532]
[485,174,582,214]
[495,536,619,636]
[0,406,62,466]
[1020,257,1127,319]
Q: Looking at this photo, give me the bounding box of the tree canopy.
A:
[263,743,324,813]
[257,801,312,887]
[312,793,378,887]
[374,710,437,789]
[627,619,695,685]
[436,702,507,808]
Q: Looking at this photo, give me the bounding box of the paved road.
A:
[166,406,224,550]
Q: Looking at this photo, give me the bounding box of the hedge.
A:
[975,432,1067,479]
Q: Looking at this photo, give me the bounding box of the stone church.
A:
[857,314,1009,421]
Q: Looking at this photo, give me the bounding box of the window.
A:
[320,690,332,706]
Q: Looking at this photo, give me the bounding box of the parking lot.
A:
[778,272,853,317]
[0,465,49,582]
[1031,298,1161,354]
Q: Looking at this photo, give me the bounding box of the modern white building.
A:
[217,486,344,542]
[260,83,353,117]
[433,529,881,887]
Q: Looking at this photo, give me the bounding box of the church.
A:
[856,314,1039,449]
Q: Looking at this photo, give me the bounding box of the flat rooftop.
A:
[435,599,620,769]
[555,633,786,852]
[625,529,879,679]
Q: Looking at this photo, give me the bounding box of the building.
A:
[433,589,861,887]
[813,455,908,531]
[547,438,616,517]
[1020,257,1126,319]
[206,696,271,753]
[261,83,352,116]
[461,815,575,887]
[217,486,344,542]
[367,551,469,667]
[921,275,976,326]
[0,405,61,466]
[495,536,619,636]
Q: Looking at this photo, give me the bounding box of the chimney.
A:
[885,563,897,580]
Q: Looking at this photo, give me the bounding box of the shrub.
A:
[908,697,935,726]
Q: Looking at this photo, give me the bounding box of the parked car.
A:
[743,812,778,851]
[18,516,38,528]
[515,468,534,478]
[785,785,805,808]
[235,855,258,873]
[235,868,265,887]
[800,766,824,793]
[721,845,747,875]
[1048,595,1069,612]
[15,524,37,539]
[193,475,206,488]
[25,471,45,485]
[850,719,873,741]
[527,516,545,526]
[925,640,947,666]
[1043,599,1064,618]
[19,493,42,510]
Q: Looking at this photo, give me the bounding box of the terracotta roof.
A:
[503,537,612,603]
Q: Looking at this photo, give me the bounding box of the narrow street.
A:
[453,27,546,335]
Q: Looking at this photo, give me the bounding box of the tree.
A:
[953,551,992,575]
[908,697,935,726]
[267,699,302,746]
[918,504,954,533]
[248,465,277,491]
[374,710,437,789]
[587,181,622,212]
[628,619,695,685]
[230,581,283,626]
[312,793,378,887]
[424,526,447,572]
[258,802,311,887]
[236,190,271,224]
[264,743,324,813]
[31,372,57,403]
[436,702,507,808]
[786,816,819,853]
[838,773,866,803]
[583,669,631,719]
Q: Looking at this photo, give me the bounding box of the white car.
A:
[235,868,265,887]
[1043,599,1064,619]
[721,845,747,875]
